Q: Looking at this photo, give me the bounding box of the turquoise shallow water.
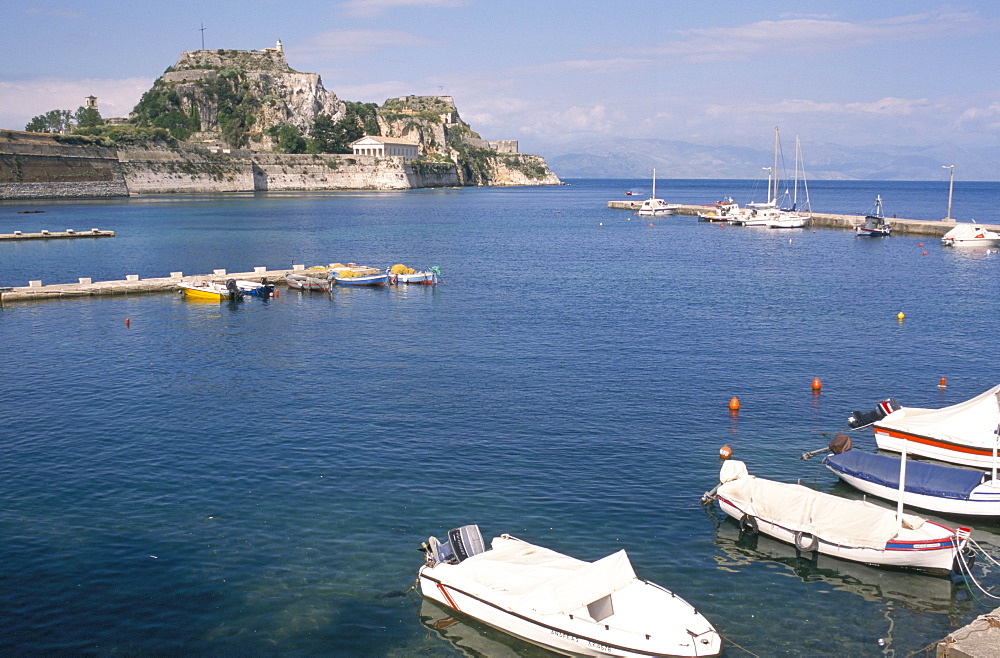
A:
[2,180,1000,655]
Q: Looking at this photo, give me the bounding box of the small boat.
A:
[705,459,971,574]
[697,197,740,222]
[284,272,331,292]
[856,195,892,237]
[332,272,389,286]
[850,383,1000,468]
[637,168,679,217]
[941,223,1000,247]
[824,443,1000,517]
[766,213,809,229]
[178,279,244,301]
[388,265,441,285]
[235,279,276,297]
[419,525,721,657]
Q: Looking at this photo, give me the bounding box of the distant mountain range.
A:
[539,137,1000,181]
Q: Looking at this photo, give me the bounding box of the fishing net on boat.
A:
[337,270,360,278]
[390,264,416,274]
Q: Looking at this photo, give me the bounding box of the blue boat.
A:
[824,448,1000,517]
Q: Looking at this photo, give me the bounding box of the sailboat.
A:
[637,168,679,217]
[734,127,783,226]
[767,135,810,229]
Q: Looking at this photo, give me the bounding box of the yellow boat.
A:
[177,280,243,301]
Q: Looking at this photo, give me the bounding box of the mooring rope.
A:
[717,630,759,657]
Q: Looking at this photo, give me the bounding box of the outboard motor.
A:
[847,397,900,428]
[225,278,244,300]
[829,433,852,454]
[447,524,486,562]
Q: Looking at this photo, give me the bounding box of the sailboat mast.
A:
[772,126,779,204]
[793,136,800,209]
[652,168,656,199]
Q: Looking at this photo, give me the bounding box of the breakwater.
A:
[0,265,309,304]
[606,201,994,237]
[0,228,114,241]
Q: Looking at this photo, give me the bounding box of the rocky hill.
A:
[126,43,559,186]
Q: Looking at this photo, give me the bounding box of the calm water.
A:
[2,179,999,656]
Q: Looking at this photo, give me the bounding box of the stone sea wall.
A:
[0,131,551,200]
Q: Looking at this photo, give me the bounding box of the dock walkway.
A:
[0,266,315,305]
[0,228,115,241]
[606,202,997,238]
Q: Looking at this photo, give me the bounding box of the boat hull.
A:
[418,565,719,657]
[715,496,960,574]
[824,462,1000,517]
[392,271,438,285]
[285,274,331,292]
[874,425,999,469]
[333,274,389,286]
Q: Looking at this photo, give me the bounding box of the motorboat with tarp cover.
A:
[941,223,1000,246]
[705,460,971,574]
[850,383,1000,469]
[418,524,721,657]
[824,447,1000,516]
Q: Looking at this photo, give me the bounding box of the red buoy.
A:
[728,396,740,412]
[125,318,130,328]
[811,377,822,392]
[939,377,947,388]
[719,444,732,459]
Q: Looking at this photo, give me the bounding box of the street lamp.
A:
[762,167,773,204]
[942,165,955,221]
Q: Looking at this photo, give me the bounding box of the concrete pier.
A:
[0,267,305,304]
[936,606,1000,657]
[606,202,994,238]
[0,228,115,240]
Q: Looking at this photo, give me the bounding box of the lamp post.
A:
[942,165,955,221]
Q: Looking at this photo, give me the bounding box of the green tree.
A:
[309,114,338,153]
[74,105,103,128]
[25,109,73,133]
[271,124,307,153]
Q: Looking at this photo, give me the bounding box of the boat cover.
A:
[718,461,925,549]
[876,384,1000,451]
[454,537,636,615]
[825,450,986,500]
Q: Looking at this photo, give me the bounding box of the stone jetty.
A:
[0,228,115,241]
[935,606,1000,657]
[606,201,997,238]
[0,265,320,304]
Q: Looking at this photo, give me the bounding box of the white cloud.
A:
[339,0,468,19]
[290,29,439,62]
[633,10,992,62]
[0,77,152,130]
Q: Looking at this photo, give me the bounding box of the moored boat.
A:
[850,383,1000,469]
[235,279,276,297]
[941,223,1000,247]
[418,524,721,657]
[824,445,1000,517]
[284,272,331,292]
[388,264,441,285]
[330,263,389,286]
[697,197,740,222]
[637,168,679,217]
[856,195,892,237]
[705,460,971,574]
[178,279,244,301]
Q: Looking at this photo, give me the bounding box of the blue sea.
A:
[2,179,999,656]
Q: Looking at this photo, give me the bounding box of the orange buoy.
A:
[728,396,740,412]
[922,251,928,255]
[649,223,654,227]
[811,377,822,391]
[919,243,924,247]
[939,377,947,388]
[719,444,732,459]
[125,317,130,328]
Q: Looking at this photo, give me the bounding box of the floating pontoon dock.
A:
[0,228,115,241]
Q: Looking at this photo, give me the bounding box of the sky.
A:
[3,0,999,174]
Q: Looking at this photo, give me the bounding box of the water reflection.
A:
[418,599,552,657]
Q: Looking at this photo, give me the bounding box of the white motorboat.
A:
[766,213,809,229]
[851,383,1000,469]
[941,223,1000,246]
[706,460,971,574]
[418,525,721,657]
[697,197,740,222]
[637,169,679,217]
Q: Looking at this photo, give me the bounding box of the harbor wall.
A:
[0,131,479,199]
[607,201,993,238]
